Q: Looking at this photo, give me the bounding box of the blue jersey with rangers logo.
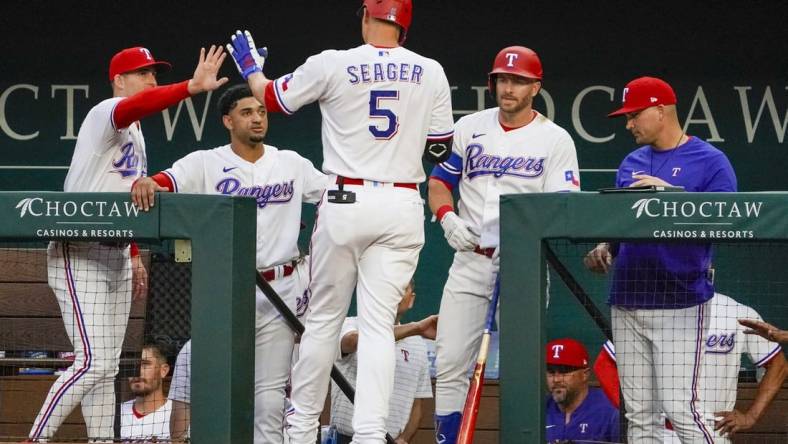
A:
[430,107,579,248]
[545,387,620,443]
[610,136,737,308]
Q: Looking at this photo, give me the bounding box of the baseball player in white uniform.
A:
[133,84,325,443]
[598,294,787,443]
[227,2,454,442]
[120,343,172,442]
[331,282,436,443]
[428,46,580,443]
[28,45,227,443]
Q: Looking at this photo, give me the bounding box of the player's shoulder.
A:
[120,399,134,411]
[83,97,123,121]
[455,108,498,131]
[533,112,573,138]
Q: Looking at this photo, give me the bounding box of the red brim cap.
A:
[109,47,172,81]
[608,76,677,118]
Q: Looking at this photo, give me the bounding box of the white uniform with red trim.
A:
[120,399,172,442]
[271,43,454,444]
[163,144,326,443]
[660,293,783,443]
[429,108,579,416]
[31,97,146,442]
[599,294,783,444]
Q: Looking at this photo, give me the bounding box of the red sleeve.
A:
[112,80,191,129]
[150,172,175,192]
[264,82,284,113]
[593,347,620,409]
[130,242,140,258]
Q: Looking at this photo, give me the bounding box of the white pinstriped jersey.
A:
[697,293,782,413]
[605,294,783,415]
[330,318,432,437]
[163,144,328,269]
[431,108,580,248]
[120,399,171,442]
[64,97,147,192]
[270,44,454,183]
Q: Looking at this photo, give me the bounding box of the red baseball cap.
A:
[546,338,589,368]
[608,76,677,117]
[109,47,171,81]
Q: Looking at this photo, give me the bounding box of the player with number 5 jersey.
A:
[228,1,453,443]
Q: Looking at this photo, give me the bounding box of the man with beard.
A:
[120,343,172,442]
[544,338,619,444]
[428,46,580,443]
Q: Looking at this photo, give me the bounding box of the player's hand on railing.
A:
[131,177,169,212]
[630,174,673,187]
[415,315,438,340]
[714,409,757,436]
[187,45,229,95]
[131,255,148,301]
[739,319,788,343]
[227,30,268,80]
[584,242,613,274]
[440,212,479,251]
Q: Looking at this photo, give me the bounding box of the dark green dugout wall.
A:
[1,1,787,323]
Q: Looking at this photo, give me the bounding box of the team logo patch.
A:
[215,178,295,208]
[296,288,310,318]
[464,144,545,179]
[564,170,580,186]
[111,142,143,178]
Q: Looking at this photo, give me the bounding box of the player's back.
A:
[275,44,453,183]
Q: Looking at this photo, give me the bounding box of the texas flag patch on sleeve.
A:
[564,170,580,187]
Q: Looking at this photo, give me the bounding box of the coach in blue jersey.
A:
[545,338,620,443]
[584,76,737,444]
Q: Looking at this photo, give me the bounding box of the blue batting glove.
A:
[227,30,268,80]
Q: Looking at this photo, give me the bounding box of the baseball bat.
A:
[254,272,397,444]
[544,244,613,340]
[456,276,501,444]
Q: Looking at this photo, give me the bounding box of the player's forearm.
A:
[246,72,270,108]
[399,398,423,441]
[113,81,191,129]
[393,322,422,341]
[428,179,454,218]
[747,354,788,422]
[170,400,191,439]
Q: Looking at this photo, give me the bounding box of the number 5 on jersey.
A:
[369,90,399,139]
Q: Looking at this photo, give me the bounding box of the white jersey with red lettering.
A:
[64,97,147,192]
[431,107,580,249]
[120,399,172,442]
[269,44,454,182]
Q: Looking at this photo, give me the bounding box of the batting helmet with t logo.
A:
[488,46,543,95]
[359,0,413,44]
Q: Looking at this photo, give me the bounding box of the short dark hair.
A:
[217,84,255,117]
[142,342,171,366]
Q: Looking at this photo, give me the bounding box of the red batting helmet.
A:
[360,0,413,44]
[487,46,543,94]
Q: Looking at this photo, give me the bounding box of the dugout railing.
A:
[499,191,788,443]
[0,192,256,444]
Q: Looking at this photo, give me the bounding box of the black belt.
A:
[337,433,353,444]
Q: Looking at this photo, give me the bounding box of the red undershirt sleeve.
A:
[112,80,191,129]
